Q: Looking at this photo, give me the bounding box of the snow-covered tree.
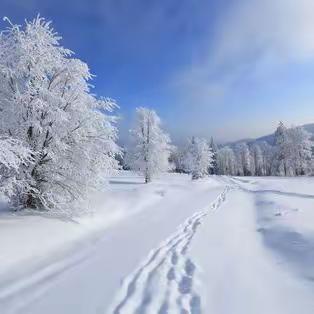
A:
[183,137,213,180]
[217,146,236,175]
[235,143,254,176]
[258,141,274,176]
[127,107,171,183]
[251,143,264,176]
[287,126,312,175]
[209,137,218,174]
[0,17,119,211]
[272,123,313,176]
[273,122,292,176]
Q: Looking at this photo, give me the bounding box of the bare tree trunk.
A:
[144,115,151,183]
[145,170,151,183]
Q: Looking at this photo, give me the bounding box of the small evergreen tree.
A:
[273,122,291,176]
[209,137,218,175]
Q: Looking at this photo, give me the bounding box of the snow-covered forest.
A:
[141,121,313,179]
[214,123,313,177]
[170,122,313,178]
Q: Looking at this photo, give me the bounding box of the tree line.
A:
[215,122,312,176]
[168,122,313,177]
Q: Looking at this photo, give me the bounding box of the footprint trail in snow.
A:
[108,186,231,314]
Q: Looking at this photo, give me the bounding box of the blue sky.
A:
[1,0,314,143]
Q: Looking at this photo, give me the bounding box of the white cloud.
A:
[214,0,314,64]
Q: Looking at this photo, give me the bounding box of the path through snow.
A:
[109,186,231,314]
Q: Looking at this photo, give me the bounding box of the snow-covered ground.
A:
[0,172,314,313]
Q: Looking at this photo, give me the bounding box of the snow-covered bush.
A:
[169,147,187,173]
[127,107,171,183]
[183,137,213,180]
[0,16,120,211]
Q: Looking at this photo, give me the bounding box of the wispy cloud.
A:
[214,0,314,65]
[172,0,314,107]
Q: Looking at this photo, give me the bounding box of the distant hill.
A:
[225,123,314,147]
[255,123,314,145]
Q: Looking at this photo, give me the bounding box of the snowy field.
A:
[0,172,314,314]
